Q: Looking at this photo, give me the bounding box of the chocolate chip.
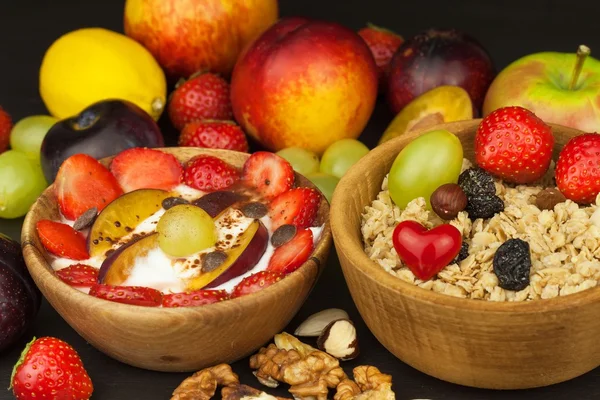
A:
[73,207,98,231]
[202,251,228,272]
[241,202,268,219]
[193,191,246,218]
[162,197,189,210]
[271,224,297,247]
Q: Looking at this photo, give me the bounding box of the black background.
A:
[1,0,599,399]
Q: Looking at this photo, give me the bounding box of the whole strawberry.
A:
[556,133,600,203]
[475,106,554,184]
[0,106,13,153]
[183,155,240,192]
[168,72,232,131]
[358,23,404,91]
[11,337,93,400]
[179,120,249,152]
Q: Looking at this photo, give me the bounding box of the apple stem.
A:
[569,45,591,90]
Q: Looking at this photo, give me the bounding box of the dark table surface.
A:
[1,0,599,399]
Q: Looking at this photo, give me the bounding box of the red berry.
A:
[11,337,93,400]
[168,72,232,131]
[556,133,600,203]
[162,289,229,308]
[36,220,89,260]
[268,228,314,275]
[55,153,123,220]
[183,155,240,192]
[475,106,554,184]
[269,188,321,231]
[109,148,183,192]
[56,264,98,287]
[242,152,295,200]
[358,24,404,90]
[230,271,284,299]
[179,120,249,152]
[0,106,12,153]
[88,284,163,307]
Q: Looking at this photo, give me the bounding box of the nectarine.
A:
[230,17,379,154]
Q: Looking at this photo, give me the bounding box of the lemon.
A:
[39,28,166,121]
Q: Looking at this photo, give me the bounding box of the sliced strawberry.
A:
[109,148,183,192]
[55,153,123,220]
[56,264,98,287]
[183,155,240,192]
[88,284,162,307]
[36,220,89,260]
[162,289,229,308]
[268,229,314,275]
[268,188,321,230]
[242,152,294,199]
[230,271,285,299]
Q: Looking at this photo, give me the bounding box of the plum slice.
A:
[188,220,268,290]
[88,189,169,257]
[98,233,158,285]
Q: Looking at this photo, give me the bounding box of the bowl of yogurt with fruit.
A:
[22,147,331,372]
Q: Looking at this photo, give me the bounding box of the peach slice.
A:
[88,189,169,257]
[187,220,269,291]
[378,85,473,144]
[98,233,158,285]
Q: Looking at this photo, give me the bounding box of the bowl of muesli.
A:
[330,108,600,390]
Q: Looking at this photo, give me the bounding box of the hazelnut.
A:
[316,319,359,361]
[294,308,350,337]
[535,188,566,211]
[430,183,467,220]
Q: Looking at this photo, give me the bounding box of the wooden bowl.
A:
[330,119,600,389]
[21,148,332,372]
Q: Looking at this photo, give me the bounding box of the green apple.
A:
[483,45,600,132]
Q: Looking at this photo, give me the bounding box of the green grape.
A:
[276,147,320,175]
[307,173,339,203]
[319,139,369,179]
[388,129,463,209]
[10,115,58,160]
[0,150,48,219]
[157,204,216,257]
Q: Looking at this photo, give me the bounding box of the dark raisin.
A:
[452,242,469,264]
[241,202,268,219]
[458,167,496,197]
[193,191,246,218]
[493,238,531,291]
[73,207,98,231]
[162,197,189,210]
[202,251,228,272]
[271,224,297,247]
[465,194,504,219]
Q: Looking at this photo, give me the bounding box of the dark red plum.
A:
[40,99,165,183]
[0,233,41,352]
[387,28,495,115]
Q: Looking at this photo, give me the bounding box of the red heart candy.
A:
[392,220,463,281]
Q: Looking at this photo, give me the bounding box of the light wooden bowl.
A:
[22,148,332,372]
[331,119,600,389]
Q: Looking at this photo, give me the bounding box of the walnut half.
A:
[171,364,239,400]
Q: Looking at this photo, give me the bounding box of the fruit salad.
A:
[362,106,600,301]
[35,148,325,307]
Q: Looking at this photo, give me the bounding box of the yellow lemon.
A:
[39,28,166,121]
